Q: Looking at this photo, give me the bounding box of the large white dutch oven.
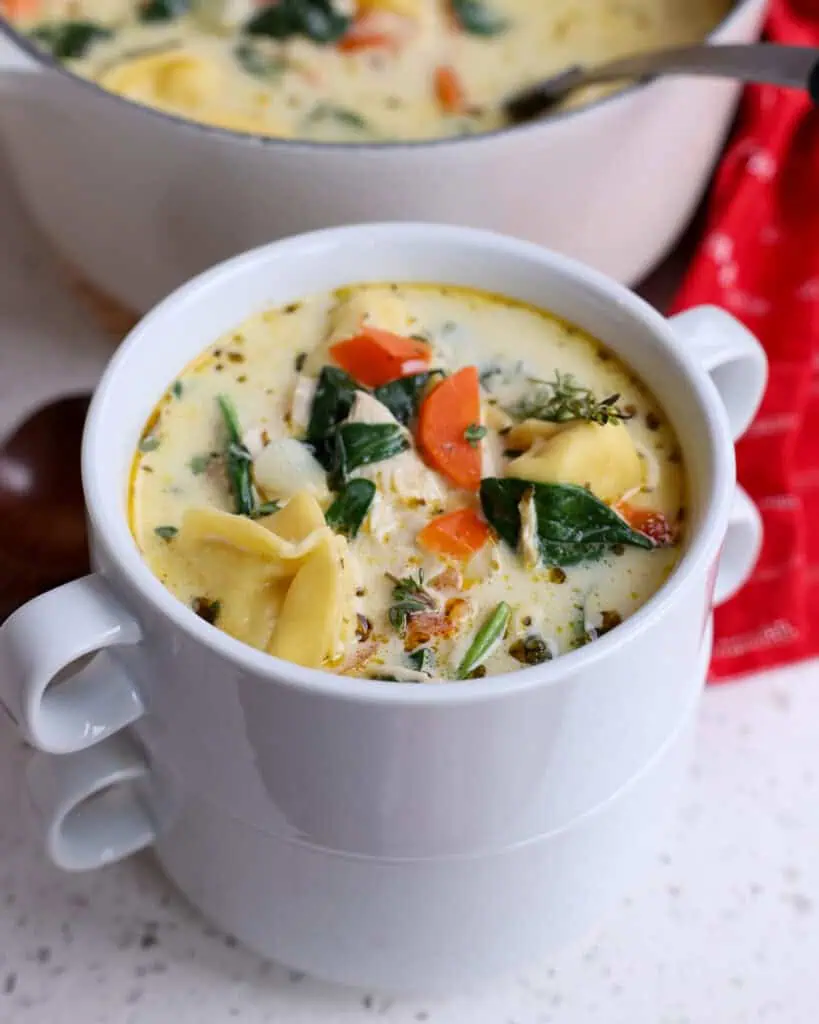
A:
[0,0,766,314]
[0,223,767,991]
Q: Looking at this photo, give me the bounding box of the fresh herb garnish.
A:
[408,647,434,673]
[373,372,439,426]
[325,479,376,539]
[332,423,409,488]
[138,433,160,453]
[244,0,351,45]
[386,571,436,634]
[480,478,655,567]
[464,423,487,447]
[305,102,369,130]
[154,525,178,541]
[306,365,361,468]
[171,380,183,398]
[217,394,256,516]
[248,501,281,519]
[189,452,216,475]
[456,601,511,680]
[511,371,632,426]
[192,597,221,624]
[138,0,188,21]
[508,633,552,666]
[30,21,112,60]
[450,0,508,36]
[235,39,289,80]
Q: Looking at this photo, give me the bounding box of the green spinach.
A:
[305,102,369,130]
[235,40,289,80]
[306,366,361,468]
[450,0,507,36]
[374,372,437,426]
[480,478,654,567]
[30,21,112,60]
[244,0,351,45]
[217,394,256,516]
[332,423,409,488]
[138,0,188,22]
[325,479,376,538]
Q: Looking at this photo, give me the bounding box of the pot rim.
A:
[0,0,761,154]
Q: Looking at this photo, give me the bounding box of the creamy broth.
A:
[130,284,686,681]
[9,0,732,141]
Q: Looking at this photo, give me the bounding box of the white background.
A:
[1,156,818,1023]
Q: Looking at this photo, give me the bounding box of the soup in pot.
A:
[9,0,732,141]
[129,283,686,681]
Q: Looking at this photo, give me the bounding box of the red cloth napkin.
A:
[670,0,819,680]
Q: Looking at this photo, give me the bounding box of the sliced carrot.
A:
[330,326,432,388]
[434,64,466,114]
[1,0,40,17]
[338,12,411,53]
[616,503,676,545]
[417,366,482,491]
[418,508,491,560]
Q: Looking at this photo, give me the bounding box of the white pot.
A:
[0,1,766,314]
[0,223,767,991]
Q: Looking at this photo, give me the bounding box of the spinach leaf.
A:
[306,366,361,468]
[304,102,368,131]
[374,372,437,426]
[325,479,376,538]
[235,40,289,80]
[217,394,256,516]
[138,0,188,22]
[244,0,350,45]
[480,478,655,567]
[408,647,434,674]
[450,0,507,36]
[332,423,409,488]
[31,21,112,60]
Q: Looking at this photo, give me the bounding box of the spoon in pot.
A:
[0,395,90,621]
[505,43,819,125]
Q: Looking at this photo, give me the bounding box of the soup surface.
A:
[130,283,686,681]
[10,0,732,141]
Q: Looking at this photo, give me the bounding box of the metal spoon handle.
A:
[507,44,819,124]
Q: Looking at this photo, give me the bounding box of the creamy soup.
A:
[129,284,686,681]
[9,0,732,141]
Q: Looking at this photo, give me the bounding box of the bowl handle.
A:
[668,305,768,605]
[668,305,767,441]
[0,575,144,754]
[26,733,156,871]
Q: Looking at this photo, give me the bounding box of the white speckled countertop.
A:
[2,157,819,1024]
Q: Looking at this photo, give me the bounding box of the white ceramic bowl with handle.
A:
[0,224,766,992]
[0,1,767,314]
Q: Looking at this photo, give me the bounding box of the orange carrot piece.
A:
[418,508,491,560]
[338,28,394,52]
[417,366,482,491]
[330,326,432,388]
[616,503,675,545]
[2,0,40,17]
[434,64,466,114]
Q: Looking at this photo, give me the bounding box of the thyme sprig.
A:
[511,371,632,426]
[386,571,437,633]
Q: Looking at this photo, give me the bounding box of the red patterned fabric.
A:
[671,0,819,680]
